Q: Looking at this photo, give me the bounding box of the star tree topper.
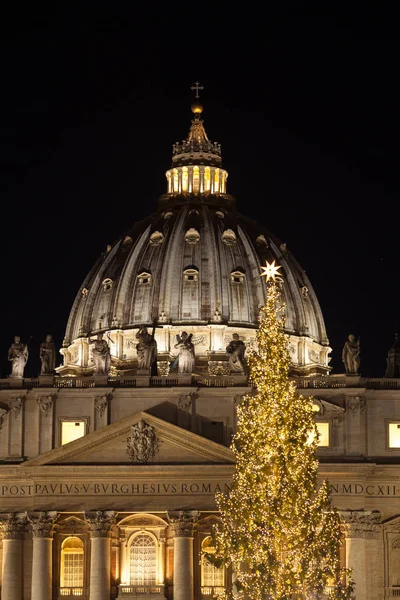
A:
[260,260,283,282]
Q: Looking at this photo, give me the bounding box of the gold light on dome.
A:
[260,260,282,282]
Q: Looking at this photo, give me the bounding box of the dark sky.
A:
[0,3,398,378]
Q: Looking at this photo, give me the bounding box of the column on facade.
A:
[85,511,115,600]
[0,513,27,600]
[167,510,200,600]
[30,511,58,600]
[158,536,166,586]
[199,166,205,194]
[340,510,381,600]
[210,168,215,194]
[119,536,128,584]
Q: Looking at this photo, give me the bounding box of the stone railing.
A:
[58,588,88,598]
[201,587,225,596]
[1,375,399,391]
[118,585,165,595]
[385,588,400,598]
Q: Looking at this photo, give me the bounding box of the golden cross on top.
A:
[191,81,204,99]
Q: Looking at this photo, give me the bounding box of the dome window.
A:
[122,236,133,250]
[137,270,152,285]
[163,211,173,219]
[256,234,268,247]
[222,229,237,246]
[230,270,245,284]
[185,228,200,244]
[102,278,113,291]
[183,267,199,282]
[81,288,88,297]
[149,231,164,246]
[215,210,225,219]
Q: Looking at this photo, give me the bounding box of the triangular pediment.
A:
[23,409,235,467]
[313,398,345,415]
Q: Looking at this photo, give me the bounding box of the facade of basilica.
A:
[1,96,400,600]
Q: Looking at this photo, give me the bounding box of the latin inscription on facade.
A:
[1,480,400,497]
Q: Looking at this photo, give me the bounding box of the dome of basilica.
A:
[59,103,331,378]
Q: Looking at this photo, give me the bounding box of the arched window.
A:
[201,536,224,590]
[130,533,157,586]
[60,536,84,589]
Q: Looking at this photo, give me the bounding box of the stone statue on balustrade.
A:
[342,333,361,375]
[8,336,29,378]
[171,331,195,374]
[39,334,56,375]
[226,333,246,374]
[89,333,111,375]
[135,326,158,374]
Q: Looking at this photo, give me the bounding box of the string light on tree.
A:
[207,262,354,600]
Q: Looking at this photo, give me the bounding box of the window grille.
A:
[130,534,157,585]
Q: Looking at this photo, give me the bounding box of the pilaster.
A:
[340,510,381,600]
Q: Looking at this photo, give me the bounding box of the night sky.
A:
[0,4,398,378]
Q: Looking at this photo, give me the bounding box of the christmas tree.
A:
[210,261,354,600]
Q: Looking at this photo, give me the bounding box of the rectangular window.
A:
[60,419,87,445]
[388,423,400,448]
[307,422,330,447]
[316,422,330,447]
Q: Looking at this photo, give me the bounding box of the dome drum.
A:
[57,324,330,378]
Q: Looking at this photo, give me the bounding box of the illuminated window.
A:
[185,228,200,244]
[137,271,152,285]
[193,166,200,194]
[102,278,113,291]
[307,422,330,447]
[173,169,178,193]
[182,167,188,192]
[183,267,199,282]
[388,423,400,448]
[204,167,211,192]
[60,536,84,588]
[60,420,87,445]
[149,231,164,246]
[201,536,224,588]
[222,229,237,246]
[230,270,245,284]
[130,533,157,586]
[214,168,220,191]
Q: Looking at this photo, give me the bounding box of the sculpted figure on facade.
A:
[172,331,195,374]
[7,336,28,378]
[226,332,246,373]
[0,407,8,430]
[39,334,56,375]
[342,334,361,375]
[8,396,24,419]
[135,326,157,373]
[36,394,55,416]
[89,333,111,375]
[126,418,160,463]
